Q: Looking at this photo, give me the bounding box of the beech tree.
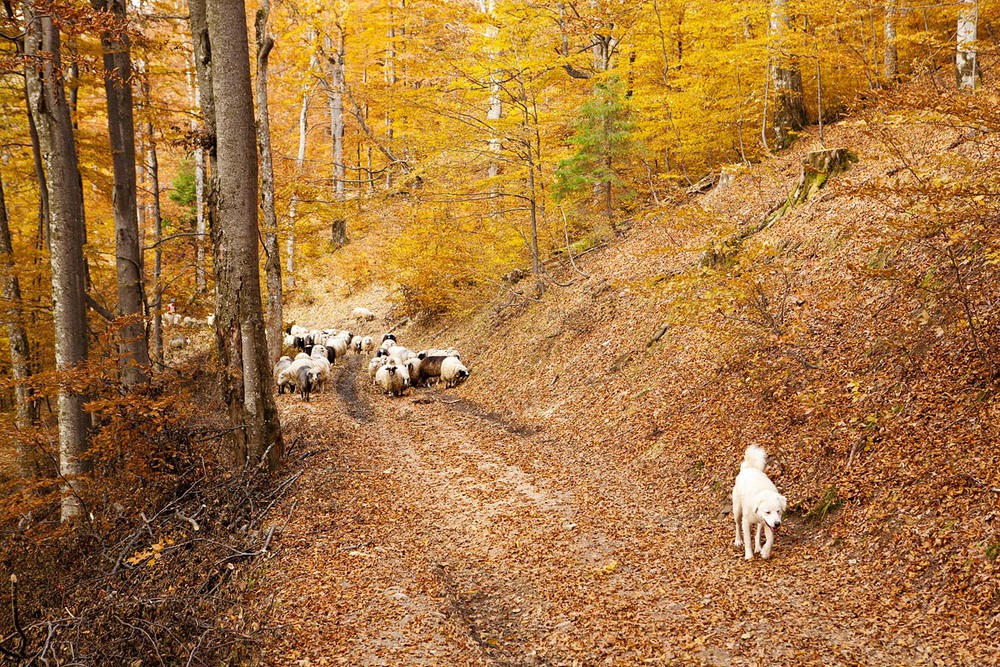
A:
[255,0,282,363]
[23,0,90,520]
[91,0,150,387]
[956,0,980,91]
[207,0,283,469]
[769,0,807,149]
[0,169,37,478]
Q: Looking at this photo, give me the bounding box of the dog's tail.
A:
[741,445,767,471]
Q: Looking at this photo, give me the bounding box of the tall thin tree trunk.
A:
[883,0,899,83]
[0,169,38,479]
[143,80,164,368]
[24,1,90,520]
[190,48,208,294]
[326,33,345,198]
[286,46,315,289]
[188,0,217,250]
[769,0,807,149]
[24,85,50,248]
[956,0,980,91]
[478,0,501,179]
[255,0,282,364]
[207,0,282,470]
[92,0,150,387]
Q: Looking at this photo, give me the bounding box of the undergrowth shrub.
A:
[0,355,290,665]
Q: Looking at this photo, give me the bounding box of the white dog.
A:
[732,445,787,560]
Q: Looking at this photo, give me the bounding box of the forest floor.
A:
[254,356,990,666]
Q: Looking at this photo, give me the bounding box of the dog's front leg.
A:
[754,523,763,554]
[741,516,754,560]
[761,525,774,559]
[734,504,743,548]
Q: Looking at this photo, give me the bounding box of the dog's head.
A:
[753,492,787,529]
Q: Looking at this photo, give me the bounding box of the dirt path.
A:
[258,357,990,666]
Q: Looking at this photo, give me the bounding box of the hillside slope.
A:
[275,92,1000,664]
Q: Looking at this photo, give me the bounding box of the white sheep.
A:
[294,352,310,361]
[329,337,349,360]
[168,335,191,350]
[387,345,415,364]
[273,356,292,394]
[440,356,470,388]
[368,355,386,383]
[310,344,328,360]
[375,361,409,397]
[352,307,375,322]
[360,336,374,354]
[308,356,332,393]
[206,314,216,327]
[289,324,309,336]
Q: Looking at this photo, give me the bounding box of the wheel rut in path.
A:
[333,353,372,422]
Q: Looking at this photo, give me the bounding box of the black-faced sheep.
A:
[440,356,470,388]
[375,361,409,397]
[407,355,455,387]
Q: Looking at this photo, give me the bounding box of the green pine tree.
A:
[553,77,635,235]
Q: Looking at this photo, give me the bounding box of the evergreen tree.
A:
[553,77,635,235]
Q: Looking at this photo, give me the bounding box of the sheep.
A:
[182,316,196,327]
[283,334,296,347]
[368,355,387,383]
[310,344,329,361]
[273,356,292,394]
[387,345,416,365]
[289,324,309,336]
[308,356,332,393]
[328,336,349,360]
[168,335,191,350]
[380,333,397,350]
[360,336,374,354]
[352,307,376,322]
[294,352,310,361]
[418,348,460,360]
[375,361,409,397]
[278,357,313,399]
[206,314,216,327]
[407,355,455,387]
[285,357,315,401]
[440,356,470,388]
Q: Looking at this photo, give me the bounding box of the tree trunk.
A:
[956,1,980,91]
[23,1,90,520]
[24,85,50,248]
[478,0,502,179]
[883,0,899,84]
[207,0,283,470]
[0,169,38,479]
[326,33,345,198]
[769,0,806,150]
[286,46,315,291]
[188,0,217,216]
[192,54,208,294]
[255,0,282,365]
[143,80,164,368]
[92,0,150,388]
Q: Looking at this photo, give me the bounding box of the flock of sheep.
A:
[272,310,469,402]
